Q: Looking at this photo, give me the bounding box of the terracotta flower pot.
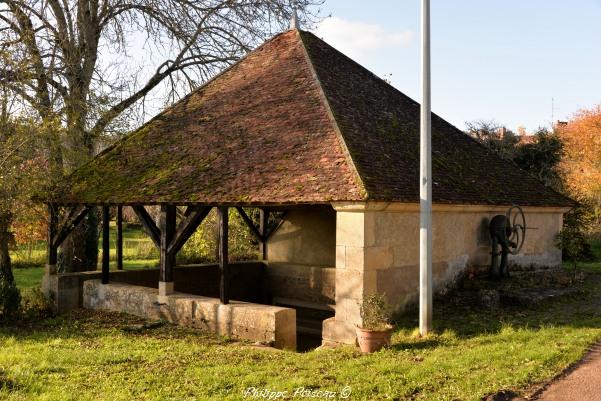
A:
[355,325,393,353]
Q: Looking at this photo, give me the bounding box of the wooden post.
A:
[102,206,110,284]
[259,209,268,261]
[218,207,229,304]
[46,204,58,274]
[116,206,123,270]
[159,205,176,298]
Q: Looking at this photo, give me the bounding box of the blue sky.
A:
[311,0,601,132]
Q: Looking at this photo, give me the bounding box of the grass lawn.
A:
[13,268,44,290]
[12,257,159,292]
[11,222,159,290]
[4,267,601,400]
[11,223,159,268]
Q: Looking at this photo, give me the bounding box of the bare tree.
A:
[0,0,320,271]
[465,119,519,160]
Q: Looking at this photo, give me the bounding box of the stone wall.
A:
[83,280,296,349]
[43,262,266,313]
[42,268,158,313]
[264,263,335,306]
[324,202,568,344]
[267,206,336,266]
[265,206,336,308]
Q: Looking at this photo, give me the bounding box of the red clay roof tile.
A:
[48,30,572,207]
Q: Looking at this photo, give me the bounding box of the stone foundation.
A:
[42,262,265,314]
[322,317,356,346]
[327,202,568,345]
[83,280,296,350]
[264,262,335,306]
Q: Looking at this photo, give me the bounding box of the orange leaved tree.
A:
[558,105,601,232]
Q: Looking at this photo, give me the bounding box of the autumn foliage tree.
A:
[558,105,601,231]
[0,90,48,318]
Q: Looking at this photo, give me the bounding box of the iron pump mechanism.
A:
[489,205,527,278]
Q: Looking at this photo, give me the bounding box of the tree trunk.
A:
[59,89,100,272]
[0,211,15,285]
[59,207,99,272]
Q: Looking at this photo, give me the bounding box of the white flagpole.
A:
[419,0,433,336]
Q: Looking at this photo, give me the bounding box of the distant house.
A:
[42,28,573,348]
[518,134,538,145]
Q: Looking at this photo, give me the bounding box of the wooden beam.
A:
[259,209,268,260]
[56,205,80,235]
[235,207,263,242]
[102,206,110,284]
[265,211,288,241]
[52,206,90,248]
[218,207,229,304]
[132,205,160,248]
[116,206,123,270]
[159,205,176,283]
[167,206,211,255]
[47,204,58,266]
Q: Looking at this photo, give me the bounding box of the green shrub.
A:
[359,293,391,331]
[556,230,593,266]
[20,287,54,319]
[556,205,594,266]
[178,208,259,264]
[0,279,21,320]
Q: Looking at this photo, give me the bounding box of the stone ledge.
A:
[83,280,296,350]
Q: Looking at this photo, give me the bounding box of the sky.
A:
[310,0,601,132]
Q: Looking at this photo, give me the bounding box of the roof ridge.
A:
[296,30,368,200]
[300,30,422,107]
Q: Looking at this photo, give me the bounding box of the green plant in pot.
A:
[356,293,393,353]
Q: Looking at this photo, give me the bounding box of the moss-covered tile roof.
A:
[48,30,573,207]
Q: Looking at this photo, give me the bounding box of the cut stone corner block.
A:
[41,272,82,314]
[41,272,57,303]
[157,281,174,303]
[158,280,174,294]
[322,317,357,345]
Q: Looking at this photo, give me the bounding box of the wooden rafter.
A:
[235,207,263,242]
[167,206,212,255]
[52,205,91,248]
[264,211,288,241]
[57,205,81,234]
[132,205,160,248]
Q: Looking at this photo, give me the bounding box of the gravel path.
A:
[535,342,601,401]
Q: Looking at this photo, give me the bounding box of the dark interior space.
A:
[277,303,334,351]
[112,261,266,303]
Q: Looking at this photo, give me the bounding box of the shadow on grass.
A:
[392,271,601,347]
[389,337,443,351]
[0,309,234,349]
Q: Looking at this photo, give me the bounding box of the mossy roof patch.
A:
[48,30,573,207]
